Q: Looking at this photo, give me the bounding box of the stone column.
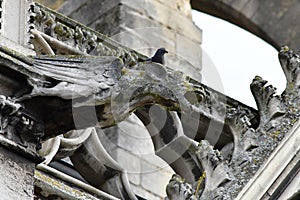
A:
[1,0,31,46]
[0,0,35,55]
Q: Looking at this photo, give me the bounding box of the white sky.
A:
[192,11,286,108]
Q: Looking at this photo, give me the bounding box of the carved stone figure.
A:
[1,1,300,199]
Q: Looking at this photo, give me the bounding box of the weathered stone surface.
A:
[176,33,202,67]
[54,0,84,16]
[112,148,142,185]
[35,0,67,10]
[0,147,35,200]
[34,168,117,200]
[191,0,300,50]
[1,0,32,47]
[131,184,162,200]
[59,0,119,28]
[56,0,202,82]
[44,128,138,199]
[111,115,154,154]
[102,114,174,192]
[8,2,300,200]
[141,160,172,197]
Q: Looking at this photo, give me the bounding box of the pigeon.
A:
[147,47,168,64]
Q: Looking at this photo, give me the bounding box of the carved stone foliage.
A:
[166,174,195,200]
[0,95,43,151]
[136,106,234,200]
[279,46,300,92]
[160,137,235,200]
[162,46,300,200]
[250,47,300,134]
[30,3,145,67]
[195,140,234,200]
[250,76,285,127]
[211,47,300,199]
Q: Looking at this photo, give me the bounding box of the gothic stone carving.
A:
[0,94,43,156]
[38,127,137,200]
[3,3,300,198]
[30,3,145,67]
[163,46,300,200]
[0,45,256,200]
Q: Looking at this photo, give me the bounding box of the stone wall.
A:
[0,147,35,200]
[57,0,203,82]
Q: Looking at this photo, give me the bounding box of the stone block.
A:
[110,26,152,52]
[250,0,294,30]
[131,184,162,200]
[166,54,202,82]
[67,0,119,27]
[56,0,85,16]
[0,147,35,200]
[147,0,202,42]
[141,160,172,197]
[94,6,122,36]
[271,3,300,46]
[141,154,174,174]
[153,0,192,18]
[231,0,250,10]
[174,15,202,43]
[241,0,260,19]
[113,148,141,185]
[117,119,154,155]
[99,127,119,158]
[120,0,147,15]
[176,33,202,65]
[120,5,157,29]
[114,26,176,54]
[103,114,154,155]
[175,0,193,18]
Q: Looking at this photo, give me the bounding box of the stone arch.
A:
[191,0,300,50]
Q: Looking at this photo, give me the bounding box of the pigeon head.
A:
[149,47,168,64]
[155,47,168,56]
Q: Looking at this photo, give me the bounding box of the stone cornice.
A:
[237,120,300,199]
[31,2,147,66]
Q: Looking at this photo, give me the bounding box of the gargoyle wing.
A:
[27,56,123,102]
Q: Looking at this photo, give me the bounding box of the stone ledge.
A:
[35,164,119,200]
[236,121,300,200]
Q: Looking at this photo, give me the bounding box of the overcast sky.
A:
[192,11,286,108]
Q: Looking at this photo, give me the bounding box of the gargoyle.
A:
[1,49,204,140]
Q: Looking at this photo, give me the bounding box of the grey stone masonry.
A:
[102,114,174,198]
[58,0,203,82]
[0,147,35,200]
